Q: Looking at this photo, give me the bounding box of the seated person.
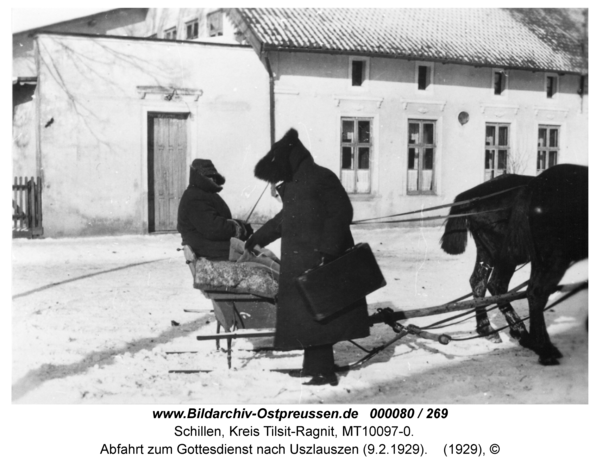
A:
[177,159,252,260]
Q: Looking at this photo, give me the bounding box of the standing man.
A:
[245,129,370,386]
[178,159,252,261]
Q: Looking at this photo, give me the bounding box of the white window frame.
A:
[186,19,199,40]
[484,122,510,180]
[207,10,224,37]
[407,119,437,194]
[340,117,373,194]
[491,68,508,98]
[415,61,434,93]
[545,73,559,99]
[537,125,560,173]
[164,27,177,40]
[348,57,370,91]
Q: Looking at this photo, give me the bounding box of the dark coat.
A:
[252,129,370,350]
[177,167,236,260]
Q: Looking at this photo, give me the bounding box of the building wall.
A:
[268,51,588,223]
[12,9,149,77]
[13,8,240,78]
[12,83,38,177]
[36,34,271,237]
[145,8,240,42]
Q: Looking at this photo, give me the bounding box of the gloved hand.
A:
[230,219,254,241]
[245,234,260,251]
[235,219,254,241]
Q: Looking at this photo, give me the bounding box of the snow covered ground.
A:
[11,227,588,404]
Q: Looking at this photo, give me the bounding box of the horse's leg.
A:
[527,260,567,365]
[469,254,500,342]
[487,263,531,347]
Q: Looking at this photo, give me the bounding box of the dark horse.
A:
[440,173,534,345]
[441,164,588,365]
[505,164,588,365]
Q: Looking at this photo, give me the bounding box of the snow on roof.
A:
[233,8,587,74]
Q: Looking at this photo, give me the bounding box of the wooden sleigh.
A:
[180,244,277,369]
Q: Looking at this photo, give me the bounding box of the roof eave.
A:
[262,44,586,76]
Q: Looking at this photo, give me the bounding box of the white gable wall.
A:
[35,34,271,237]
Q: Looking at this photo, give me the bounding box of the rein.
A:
[352,184,526,225]
[354,208,509,225]
[244,182,271,223]
[245,180,527,227]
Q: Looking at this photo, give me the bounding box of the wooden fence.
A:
[13,176,43,238]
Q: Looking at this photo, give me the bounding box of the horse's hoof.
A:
[509,328,529,342]
[477,325,501,343]
[485,332,502,344]
[517,335,534,350]
[538,355,560,366]
[548,345,563,359]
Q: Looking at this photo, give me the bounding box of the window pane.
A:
[498,126,508,146]
[537,151,546,170]
[408,148,419,170]
[407,170,418,192]
[423,123,434,145]
[342,147,354,169]
[486,126,495,146]
[358,121,370,143]
[341,170,355,193]
[538,128,547,147]
[549,129,558,147]
[409,123,420,144]
[497,150,508,170]
[352,61,364,86]
[421,169,433,191]
[423,148,434,170]
[547,76,555,98]
[356,170,370,193]
[418,66,428,90]
[549,151,558,167]
[342,121,354,143]
[485,150,495,169]
[358,148,370,169]
[494,72,503,95]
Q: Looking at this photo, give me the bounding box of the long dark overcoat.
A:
[177,167,236,260]
[252,129,370,350]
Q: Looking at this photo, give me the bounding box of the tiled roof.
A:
[233,8,587,74]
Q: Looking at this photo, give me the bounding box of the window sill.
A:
[348,193,379,201]
[406,191,438,196]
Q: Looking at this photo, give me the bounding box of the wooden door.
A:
[148,113,188,232]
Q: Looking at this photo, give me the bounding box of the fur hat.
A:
[254,128,304,183]
[191,159,226,186]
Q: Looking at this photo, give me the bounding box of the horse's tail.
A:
[440,209,468,255]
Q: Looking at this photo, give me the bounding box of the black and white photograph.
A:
[9,3,592,449]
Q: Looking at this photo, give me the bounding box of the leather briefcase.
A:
[295,243,386,321]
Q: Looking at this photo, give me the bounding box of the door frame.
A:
[147,112,191,232]
[140,101,198,233]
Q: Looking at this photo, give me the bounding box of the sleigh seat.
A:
[181,243,277,368]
